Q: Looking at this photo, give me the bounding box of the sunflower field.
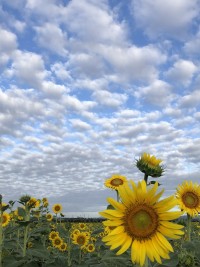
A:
[0,153,200,267]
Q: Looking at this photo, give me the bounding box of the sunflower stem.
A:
[116,190,120,202]
[187,213,191,241]
[144,173,148,184]
[144,257,149,267]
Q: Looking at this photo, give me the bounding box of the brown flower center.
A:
[182,192,199,208]
[110,178,123,186]
[77,236,86,245]
[125,204,158,240]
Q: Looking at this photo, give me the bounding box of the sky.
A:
[0,0,200,217]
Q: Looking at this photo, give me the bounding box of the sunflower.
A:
[176,180,200,217]
[72,232,89,248]
[52,236,63,248]
[52,204,63,214]
[104,174,128,190]
[136,152,164,178]
[58,242,68,252]
[86,243,95,253]
[79,222,87,230]
[1,212,10,227]
[46,213,53,222]
[99,180,184,267]
[49,231,59,241]
[27,197,40,209]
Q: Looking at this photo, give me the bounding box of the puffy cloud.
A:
[0,27,17,65]
[165,59,197,85]
[131,0,199,39]
[92,90,128,108]
[135,80,173,107]
[34,23,68,56]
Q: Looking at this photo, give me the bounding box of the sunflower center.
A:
[55,239,61,245]
[110,178,123,186]
[183,192,199,208]
[77,236,85,245]
[2,215,7,224]
[125,204,158,240]
[55,206,60,211]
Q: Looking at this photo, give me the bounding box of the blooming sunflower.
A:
[46,213,53,222]
[99,180,184,267]
[52,236,63,248]
[176,180,200,217]
[79,222,87,230]
[104,174,128,190]
[49,231,59,241]
[86,243,95,253]
[1,212,10,227]
[59,242,68,252]
[52,204,63,214]
[27,197,40,209]
[136,152,164,178]
[72,232,89,248]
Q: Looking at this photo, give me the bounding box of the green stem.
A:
[78,247,82,264]
[67,236,71,266]
[144,173,148,184]
[22,225,29,257]
[187,213,191,241]
[144,257,149,267]
[116,190,120,202]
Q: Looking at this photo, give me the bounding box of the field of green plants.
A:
[0,153,200,267]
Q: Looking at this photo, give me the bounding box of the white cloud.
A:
[178,90,200,108]
[92,90,127,108]
[165,59,197,85]
[132,0,199,39]
[34,23,68,56]
[135,80,173,107]
[0,27,17,65]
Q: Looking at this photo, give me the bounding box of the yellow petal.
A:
[116,235,132,255]
[155,232,174,252]
[107,197,125,212]
[107,225,125,236]
[160,221,184,230]
[159,211,183,221]
[103,219,122,227]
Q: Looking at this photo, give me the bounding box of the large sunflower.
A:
[176,180,200,217]
[99,180,184,267]
[104,174,128,190]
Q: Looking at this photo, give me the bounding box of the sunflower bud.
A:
[19,195,31,204]
[136,152,164,178]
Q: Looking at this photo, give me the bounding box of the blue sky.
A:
[0,0,200,216]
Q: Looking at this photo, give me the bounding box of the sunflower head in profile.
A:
[1,212,11,227]
[99,180,184,267]
[27,197,40,209]
[72,232,89,248]
[104,174,128,190]
[176,180,200,217]
[52,204,63,214]
[136,152,164,178]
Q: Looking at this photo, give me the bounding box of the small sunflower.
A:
[86,243,95,253]
[58,242,68,252]
[99,180,184,267]
[52,236,63,248]
[49,231,59,241]
[79,222,87,230]
[104,174,128,190]
[1,212,11,227]
[52,204,63,214]
[46,213,53,222]
[136,152,164,178]
[72,232,89,248]
[176,180,200,217]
